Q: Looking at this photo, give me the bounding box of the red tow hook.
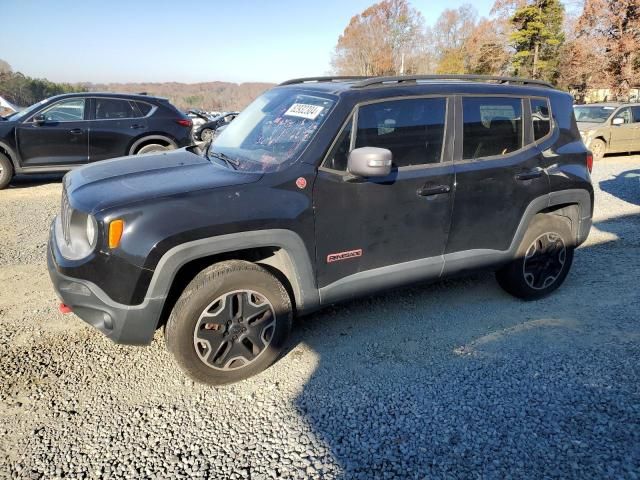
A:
[59,303,72,314]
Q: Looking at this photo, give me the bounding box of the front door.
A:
[16,97,89,167]
[89,97,148,161]
[445,95,550,262]
[609,107,636,152]
[313,96,454,297]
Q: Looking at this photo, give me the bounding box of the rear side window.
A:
[95,98,138,120]
[136,101,153,116]
[531,98,551,140]
[463,97,523,159]
[354,97,447,168]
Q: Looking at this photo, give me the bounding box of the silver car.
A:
[574,103,640,159]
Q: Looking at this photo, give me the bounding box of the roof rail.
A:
[279,76,369,86]
[350,74,554,89]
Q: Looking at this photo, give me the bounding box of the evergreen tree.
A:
[509,0,565,82]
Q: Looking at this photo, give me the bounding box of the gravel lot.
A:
[1,157,639,479]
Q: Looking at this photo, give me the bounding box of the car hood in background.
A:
[65,148,262,214]
[577,122,606,132]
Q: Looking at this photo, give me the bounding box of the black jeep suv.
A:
[47,75,594,385]
[0,92,193,189]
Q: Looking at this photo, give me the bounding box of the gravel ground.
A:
[1,158,639,479]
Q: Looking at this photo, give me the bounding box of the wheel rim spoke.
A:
[193,289,276,371]
[523,232,566,290]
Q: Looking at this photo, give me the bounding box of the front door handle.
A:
[515,168,544,181]
[417,185,451,197]
[69,128,84,135]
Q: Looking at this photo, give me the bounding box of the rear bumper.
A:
[47,230,164,345]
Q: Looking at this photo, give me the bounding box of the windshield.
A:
[9,99,50,122]
[208,89,336,172]
[573,106,616,124]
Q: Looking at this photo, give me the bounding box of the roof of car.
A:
[275,75,564,99]
[49,92,168,102]
[576,102,640,108]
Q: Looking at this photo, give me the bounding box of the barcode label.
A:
[284,103,324,120]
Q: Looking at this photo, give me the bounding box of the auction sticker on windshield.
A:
[284,103,324,120]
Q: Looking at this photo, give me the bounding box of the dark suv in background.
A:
[48,75,593,385]
[0,92,193,189]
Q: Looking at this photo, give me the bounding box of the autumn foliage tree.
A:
[331,0,425,76]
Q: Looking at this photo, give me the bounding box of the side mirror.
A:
[347,147,392,178]
[612,117,625,126]
[33,114,46,125]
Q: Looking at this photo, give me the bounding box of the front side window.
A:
[39,98,85,122]
[613,107,632,124]
[531,98,551,141]
[95,98,138,119]
[324,117,353,171]
[632,106,640,123]
[463,97,523,159]
[354,98,447,168]
[210,89,336,172]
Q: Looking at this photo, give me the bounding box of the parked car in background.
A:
[574,102,640,159]
[186,109,213,130]
[0,92,193,189]
[48,75,593,385]
[194,111,239,142]
[0,95,19,118]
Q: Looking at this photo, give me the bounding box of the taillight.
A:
[586,153,593,173]
[176,119,192,128]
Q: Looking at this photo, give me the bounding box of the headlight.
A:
[86,214,98,249]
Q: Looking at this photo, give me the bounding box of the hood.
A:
[65,148,262,214]
[577,122,605,132]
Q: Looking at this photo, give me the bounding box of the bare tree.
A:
[576,0,640,96]
[0,59,12,75]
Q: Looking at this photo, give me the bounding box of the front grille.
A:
[60,188,72,245]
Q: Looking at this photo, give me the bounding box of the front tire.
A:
[199,128,214,142]
[165,260,293,385]
[496,215,574,300]
[0,152,14,190]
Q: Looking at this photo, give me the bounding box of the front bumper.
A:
[47,228,165,345]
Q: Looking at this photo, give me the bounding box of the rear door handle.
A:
[417,185,451,197]
[130,124,145,129]
[515,168,544,181]
[69,128,84,135]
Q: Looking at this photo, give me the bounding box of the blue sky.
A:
[2,0,496,84]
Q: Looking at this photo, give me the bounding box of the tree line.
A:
[0,60,86,107]
[332,0,640,101]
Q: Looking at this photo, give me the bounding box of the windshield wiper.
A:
[208,148,240,170]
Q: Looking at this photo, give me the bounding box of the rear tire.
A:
[590,138,606,161]
[136,143,172,155]
[0,152,14,190]
[165,260,293,385]
[496,215,574,301]
[200,128,214,142]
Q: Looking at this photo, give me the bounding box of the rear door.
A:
[16,97,89,167]
[88,97,148,162]
[313,96,455,291]
[444,95,549,266]
[629,106,640,152]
